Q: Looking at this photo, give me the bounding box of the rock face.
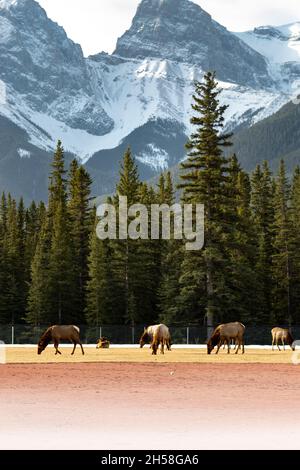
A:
[236,22,300,88]
[114,0,271,88]
[0,0,299,201]
[0,0,113,135]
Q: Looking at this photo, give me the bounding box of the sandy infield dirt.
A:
[1,350,300,450]
[5,346,298,364]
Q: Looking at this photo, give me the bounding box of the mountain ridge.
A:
[0,0,299,201]
[114,0,271,88]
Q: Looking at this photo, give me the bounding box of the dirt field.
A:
[1,347,300,450]
[4,345,298,364]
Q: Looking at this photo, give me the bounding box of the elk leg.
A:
[54,342,61,355]
[282,338,285,351]
[277,342,281,351]
[272,339,275,351]
[160,342,164,355]
[242,339,245,354]
[215,341,221,354]
[235,339,240,354]
[227,339,231,354]
[79,342,85,355]
[71,342,76,355]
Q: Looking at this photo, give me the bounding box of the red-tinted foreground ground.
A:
[0,363,300,449]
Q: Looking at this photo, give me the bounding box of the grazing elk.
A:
[140,324,172,355]
[207,322,245,355]
[271,327,295,351]
[37,325,85,356]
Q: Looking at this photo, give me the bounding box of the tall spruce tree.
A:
[272,160,292,325]
[47,141,75,323]
[179,72,232,328]
[85,207,123,325]
[68,160,93,323]
[224,155,259,323]
[112,148,141,325]
[136,182,161,324]
[26,216,51,325]
[158,172,185,324]
[0,193,8,323]
[290,166,300,323]
[112,149,160,325]
[16,198,27,318]
[4,195,25,324]
[251,162,275,323]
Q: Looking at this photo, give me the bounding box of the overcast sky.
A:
[36,0,300,56]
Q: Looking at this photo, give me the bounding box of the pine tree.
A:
[272,161,292,325]
[68,160,93,323]
[47,141,75,324]
[179,72,233,328]
[26,217,51,325]
[223,155,259,323]
[48,140,67,216]
[136,182,161,324]
[48,200,75,324]
[158,172,185,324]
[3,195,26,324]
[17,198,27,318]
[24,201,46,278]
[290,166,300,323]
[0,193,8,323]
[112,148,142,325]
[251,162,275,323]
[86,211,123,325]
[116,148,140,204]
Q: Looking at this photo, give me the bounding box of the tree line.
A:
[1,72,300,327]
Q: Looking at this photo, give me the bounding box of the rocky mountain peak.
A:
[114,0,271,88]
[0,0,113,135]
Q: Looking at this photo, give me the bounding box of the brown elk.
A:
[207,322,245,355]
[271,327,295,351]
[37,325,85,355]
[140,324,172,355]
[96,337,110,349]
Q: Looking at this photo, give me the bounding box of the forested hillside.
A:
[232,100,300,172]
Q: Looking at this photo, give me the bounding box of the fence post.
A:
[99,326,102,339]
[11,325,14,345]
[132,326,135,345]
[187,327,189,345]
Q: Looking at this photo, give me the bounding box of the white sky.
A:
[36,0,300,56]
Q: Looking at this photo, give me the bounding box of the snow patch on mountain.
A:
[18,148,31,159]
[236,23,300,88]
[136,144,169,170]
[238,25,300,61]
[0,0,19,9]
[0,16,13,42]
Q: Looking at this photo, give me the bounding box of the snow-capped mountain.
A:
[236,23,300,89]
[0,0,299,201]
[114,0,271,88]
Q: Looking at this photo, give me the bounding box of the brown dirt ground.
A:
[4,346,298,364]
[1,348,300,449]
